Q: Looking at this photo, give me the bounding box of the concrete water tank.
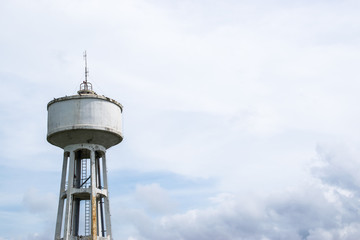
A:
[47,93,123,149]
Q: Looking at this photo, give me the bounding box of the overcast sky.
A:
[1,0,360,239]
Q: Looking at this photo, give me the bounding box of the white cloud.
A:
[110,142,360,239]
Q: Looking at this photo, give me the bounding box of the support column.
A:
[91,149,98,240]
[72,151,81,236]
[97,154,105,237]
[102,153,112,239]
[54,152,69,240]
[63,150,75,240]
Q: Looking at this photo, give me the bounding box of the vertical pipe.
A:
[90,149,98,240]
[63,150,75,240]
[72,198,80,236]
[102,153,112,239]
[54,152,69,240]
[75,151,82,188]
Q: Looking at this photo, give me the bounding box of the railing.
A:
[56,236,110,240]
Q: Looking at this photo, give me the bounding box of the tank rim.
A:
[47,94,123,111]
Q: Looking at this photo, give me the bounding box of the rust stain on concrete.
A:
[91,196,97,240]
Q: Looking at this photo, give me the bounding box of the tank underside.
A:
[47,128,123,149]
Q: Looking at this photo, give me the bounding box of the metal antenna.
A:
[78,51,94,94]
[84,51,89,83]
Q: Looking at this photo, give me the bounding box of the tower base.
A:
[54,144,112,240]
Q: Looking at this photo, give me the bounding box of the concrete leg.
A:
[63,150,75,240]
[54,152,69,240]
[102,154,112,239]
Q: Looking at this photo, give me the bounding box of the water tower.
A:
[47,53,123,240]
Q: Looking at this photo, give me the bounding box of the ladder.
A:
[82,159,91,235]
[85,200,90,235]
[81,159,88,188]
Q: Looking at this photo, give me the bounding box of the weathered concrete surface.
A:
[47,94,123,149]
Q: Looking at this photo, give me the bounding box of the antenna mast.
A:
[78,51,94,94]
[84,51,89,83]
